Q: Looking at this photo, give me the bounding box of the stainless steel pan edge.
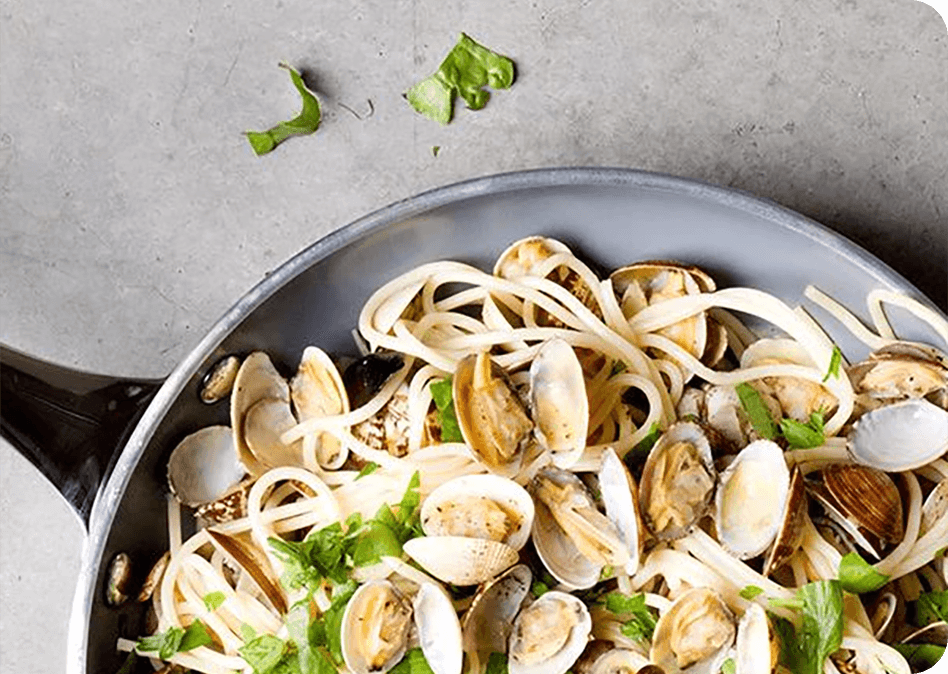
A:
[66,167,944,673]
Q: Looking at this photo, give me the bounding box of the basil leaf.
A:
[531,580,550,598]
[779,417,825,449]
[721,658,736,674]
[912,590,948,626]
[203,590,227,611]
[602,591,657,644]
[823,346,843,382]
[137,626,184,660]
[389,648,436,674]
[838,552,890,594]
[324,581,358,665]
[735,383,778,440]
[406,33,515,125]
[355,462,379,479]
[350,519,403,566]
[179,619,213,652]
[797,580,844,674]
[430,378,463,442]
[626,422,662,463]
[485,652,510,674]
[246,64,321,156]
[115,651,138,674]
[740,585,764,600]
[891,643,946,670]
[240,635,288,674]
[241,623,259,643]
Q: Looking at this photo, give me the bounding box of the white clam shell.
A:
[493,236,572,279]
[715,440,790,560]
[243,397,305,469]
[167,425,246,507]
[290,345,350,470]
[421,474,535,551]
[599,447,643,575]
[414,583,463,674]
[230,351,292,477]
[531,499,601,590]
[402,536,519,586]
[650,587,735,674]
[341,580,412,674]
[529,338,589,469]
[587,649,652,674]
[461,565,532,660]
[735,604,775,674]
[849,398,948,472]
[508,591,592,674]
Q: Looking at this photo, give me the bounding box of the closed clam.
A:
[454,352,534,477]
[200,355,240,404]
[649,587,736,674]
[638,422,717,540]
[715,440,790,560]
[529,338,589,469]
[849,398,948,472]
[508,591,593,674]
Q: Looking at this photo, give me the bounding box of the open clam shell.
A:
[849,398,948,472]
[599,447,644,575]
[290,346,350,469]
[508,591,592,674]
[341,580,413,674]
[462,565,532,664]
[413,582,464,674]
[735,604,778,674]
[638,421,717,541]
[454,352,533,477]
[167,425,247,507]
[583,648,652,674]
[420,474,535,551]
[529,338,589,469]
[494,236,572,279]
[402,536,519,586]
[649,587,736,674]
[762,465,806,576]
[531,498,602,590]
[715,439,790,560]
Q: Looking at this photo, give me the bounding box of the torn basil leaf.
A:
[602,591,658,644]
[838,552,890,594]
[430,378,463,442]
[740,585,764,600]
[823,346,843,382]
[406,33,515,125]
[247,63,321,156]
[912,589,948,625]
[389,648,436,674]
[203,590,227,611]
[485,652,509,674]
[735,383,778,440]
[892,643,946,670]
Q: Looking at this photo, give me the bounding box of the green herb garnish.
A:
[430,378,464,442]
[137,619,212,659]
[531,580,550,598]
[740,585,764,600]
[389,648,436,674]
[891,644,946,670]
[431,146,441,157]
[779,410,826,449]
[203,590,227,612]
[735,382,778,440]
[912,589,948,625]
[485,652,510,674]
[721,658,736,674]
[823,346,843,382]
[838,552,890,594]
[602,591,658,644]
[769,580,844,674]
[246,64,322,156]
[405,33,515,125]
[239,634,289,674]
[355,462,380,480]
[627,422,662,463]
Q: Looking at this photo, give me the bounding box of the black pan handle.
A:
[0,344,162,528]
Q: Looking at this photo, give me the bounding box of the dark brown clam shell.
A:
[763,465,807,576]
[818,464,904,550]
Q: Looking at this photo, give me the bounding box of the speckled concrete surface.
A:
[1,0,946,671]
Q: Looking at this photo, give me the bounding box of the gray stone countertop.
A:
[1,0,946,671]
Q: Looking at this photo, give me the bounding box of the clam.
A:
[920,479,948,536]
[508,591,593,674]
[849,398,948,472]
[419,474,535,550]
[599,448,644,575]
[341,580,413,674]
[734,604,778,674]
[715,440,790,560]
[638,422,717,540]
[649,587,735,674]
[581,648,652,674]
[230,352,303,476]
[290,346,349,469]
[531,498,602,590]
[762,466,807,576]
[809,464,904,559]
[413,583,464,674]
[529,338,589,469]
[167,425,247,507]
[105,553,133,607]
[138,551,170,603]
[200,355,240,404]
[343,352,405,409]
[850,342,948,403]
[461,565,532,666]
[610,261,715,372]
[532,467,630,574]
[453,352,534,477]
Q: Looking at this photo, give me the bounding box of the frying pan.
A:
[2,167,944,673]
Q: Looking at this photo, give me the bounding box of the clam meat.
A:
[508,591,593,674]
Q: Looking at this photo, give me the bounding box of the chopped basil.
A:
[389,648,436,674]
[770,581,844,674]
[602,591,658,644]
[241,623,258,643]
[239,634,289,674]
[405,33,515,125]
[430,377,464,442]
[485,652,510,674]
[115,651,137,674]
[626,422,662,463]
[203,590,227,611]
[912,589,948,625]
[779,410,826,449]
[838,552,890,594]
[823,346,843,382]
[891,643,946,670]
[740,585,764,600]
[431,146,441,157]
[735,382,778,440]
[137,619,212,660]
[531,580,550,598]
[246,64,321,156]
[355,462,380,480]
[721,658,736,674]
